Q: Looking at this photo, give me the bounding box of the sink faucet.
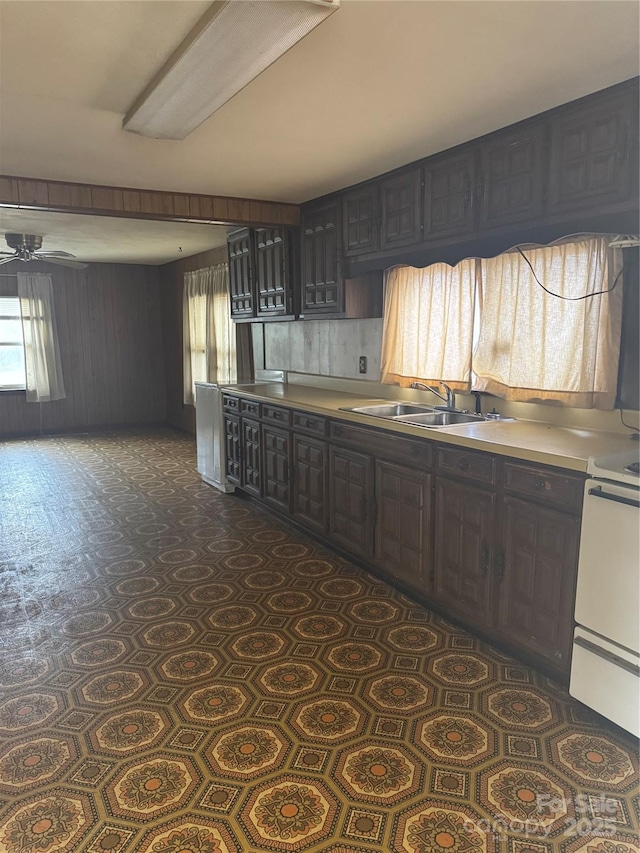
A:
[410,381,456,410]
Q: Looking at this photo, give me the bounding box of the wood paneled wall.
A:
[0,175,299,227]
[0,260,165,438]
[159,245,229,435]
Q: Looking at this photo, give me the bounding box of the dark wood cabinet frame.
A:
[222,392,584,680]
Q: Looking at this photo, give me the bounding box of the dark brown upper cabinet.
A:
[424,148,476,240]
[301,199,342,314]
[380,168,423,250]
[228,226,296,321]
[254,227,295,317]
[547,83,639,216]
[343,184,380,256]
[301,199,383,319]
[300,79,637,296]
[478,122,545,230]
[228,228,254,319]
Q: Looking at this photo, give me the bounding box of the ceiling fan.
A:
[0,233,88,269]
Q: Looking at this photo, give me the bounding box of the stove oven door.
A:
[574,478,640,654]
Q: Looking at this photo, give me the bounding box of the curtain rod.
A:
[0,273,17,277]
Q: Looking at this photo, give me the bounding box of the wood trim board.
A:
[0,175,300,227]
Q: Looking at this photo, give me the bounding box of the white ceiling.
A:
[0,0,638,263]
[0,210,229,265]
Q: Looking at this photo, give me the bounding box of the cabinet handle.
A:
[495,548,505,583]
[480,542,490,576]
[588,485,640,509]
[533,478,546,491]
[334,426,344,438]
[458,458,470,472]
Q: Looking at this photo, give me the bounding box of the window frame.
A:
[0,296,27,393]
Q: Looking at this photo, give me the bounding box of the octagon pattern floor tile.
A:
[0,428,637,853]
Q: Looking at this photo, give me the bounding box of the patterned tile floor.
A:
[0,428,638,853]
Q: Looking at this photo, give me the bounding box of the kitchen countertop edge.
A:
[220,383,635,474]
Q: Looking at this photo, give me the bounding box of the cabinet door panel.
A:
[329,446,374,559]
[380,169,422,250]
[424,150,476,239]
[293,434,327,534]
[301,202,342,313]
[255,227,290,316]
[479,124,545,229]
[497,496,579,670]
[224,414,241,485]
[241,417,261,497]
[375,461,431,591]
[228,228,254,318]
[262,424,291,513]
[434,477,494,626]
[343,186,379,255]
[548,87,638,215]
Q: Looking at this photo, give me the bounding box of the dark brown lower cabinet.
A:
[434,477,495,629]
[329,446,374,560]
[292,434,327,535]
[262,425,291,513]
[496,496,579,668]
[374,460,431,592]
[224,414,241,485]
[241,418,261,498]
[223,394,584,676]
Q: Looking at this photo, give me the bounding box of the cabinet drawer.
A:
[436,445,496,485]
[240,399,261,417]
[330,421,432,470]
[293,411,327,436]
[263,404,291,427]
[503,462,583,513]
[222,394,240,413]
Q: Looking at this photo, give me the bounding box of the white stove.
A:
[587,447,640,485]
[570,446,640,736]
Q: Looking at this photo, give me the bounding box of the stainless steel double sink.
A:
[339,402,490,429]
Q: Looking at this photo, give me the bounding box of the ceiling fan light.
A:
[123,0,339,140]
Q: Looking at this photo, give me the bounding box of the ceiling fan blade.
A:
[39,257,88,270]
[35,251,77,259]
[0,251,16,256]
[0,255,17,265]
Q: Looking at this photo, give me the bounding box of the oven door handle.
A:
[588,485,640,509]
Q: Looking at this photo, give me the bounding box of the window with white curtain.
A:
[381,237,623,409]
[381,259,477,391]
[0,297,26,390]
[183,264,236,405]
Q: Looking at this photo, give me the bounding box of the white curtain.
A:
[183,264,236,405]
[17,272,66,403]
[473,237,623,409]
[381,259,477,391]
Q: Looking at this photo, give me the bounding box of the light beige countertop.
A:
[221,382,636,473]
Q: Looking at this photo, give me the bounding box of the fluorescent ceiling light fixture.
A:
[123,0,339,140]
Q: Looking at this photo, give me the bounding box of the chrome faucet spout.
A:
[410,381,456,410]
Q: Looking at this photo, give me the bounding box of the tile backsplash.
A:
[253,318,383,380]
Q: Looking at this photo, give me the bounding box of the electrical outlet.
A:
[359,356,367,374]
